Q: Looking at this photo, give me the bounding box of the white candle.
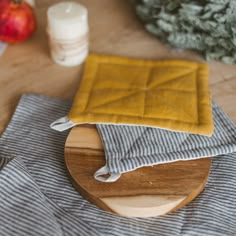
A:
[47,2,88,67]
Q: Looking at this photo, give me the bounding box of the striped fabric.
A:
[97,102,236,176]
[0,94,236,236]
[0,155,11,171]
[0,157,100,236]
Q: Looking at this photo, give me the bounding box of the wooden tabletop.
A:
[0,0,236,134]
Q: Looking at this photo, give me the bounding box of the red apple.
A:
[0,0,36,43]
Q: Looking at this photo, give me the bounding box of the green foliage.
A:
[135,0,236,63]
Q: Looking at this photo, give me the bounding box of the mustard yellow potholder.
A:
[52,54,214,136]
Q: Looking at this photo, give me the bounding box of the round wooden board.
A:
[65,125,211,217]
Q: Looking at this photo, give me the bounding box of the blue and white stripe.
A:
[0,94,236,236]
[97,102,236,175]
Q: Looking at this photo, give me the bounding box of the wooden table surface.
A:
[0,0,236,134]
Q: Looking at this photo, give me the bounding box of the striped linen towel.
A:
[1,94,236,236]
[96,102,236,182]
[0,157,101,236]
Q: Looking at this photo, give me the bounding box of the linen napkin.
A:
[1,94,236,236]
[0,157,100,236]
[95,102,236,182]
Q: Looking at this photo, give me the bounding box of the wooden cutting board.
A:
[64,125,211,217]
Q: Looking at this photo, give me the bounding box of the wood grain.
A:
[65,125,211,217]
[0,0,236,134]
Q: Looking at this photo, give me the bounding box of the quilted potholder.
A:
[95,102,236,182]
[51,54,214,136]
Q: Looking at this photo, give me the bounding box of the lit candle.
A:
[47,2,88,67]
